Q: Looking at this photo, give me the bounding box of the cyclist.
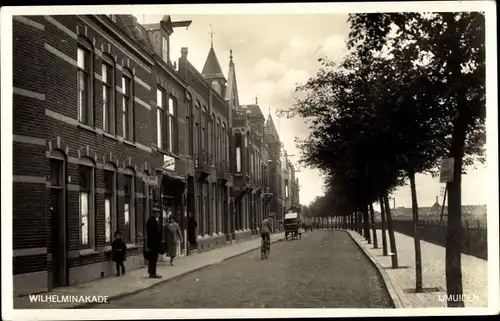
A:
[260,214,273,246]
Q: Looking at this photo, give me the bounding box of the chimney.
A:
[181,47,188,59]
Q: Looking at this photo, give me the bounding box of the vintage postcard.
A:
[1,1,498,320]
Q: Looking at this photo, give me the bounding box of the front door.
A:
[49,158,67,288]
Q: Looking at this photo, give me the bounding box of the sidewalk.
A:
[14,233,285,309]
[348,229,488,308]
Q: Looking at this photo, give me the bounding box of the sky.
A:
[135,13,488,208]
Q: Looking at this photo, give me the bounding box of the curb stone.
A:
[77,234,285,309]
[346,230,405,309]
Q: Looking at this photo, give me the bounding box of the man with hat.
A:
[145,208,162,278]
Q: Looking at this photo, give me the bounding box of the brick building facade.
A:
[12,13,299,296]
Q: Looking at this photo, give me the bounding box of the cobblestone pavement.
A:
[350,229,489,308]
[101,230,394,309]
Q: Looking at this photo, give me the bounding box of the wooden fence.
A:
[310,217,488,260]
[378,218,488,260]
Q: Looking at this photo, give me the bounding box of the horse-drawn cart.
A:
[284,212,302,240]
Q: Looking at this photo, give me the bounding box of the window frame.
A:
[78,160,95,249]
[222,123,227,163]
[102,54,115,134]
[103,164,117,245]
[162,36,169,63]
[156,87,167,151]
[201,107,207,153]
[195,100,201,158]
[187,95,194,156]
[77,37,94,126]
[124,168,136,244]
[122,69,134,142]
[168,96,177,154]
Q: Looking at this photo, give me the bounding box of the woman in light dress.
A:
[165,215,183,266]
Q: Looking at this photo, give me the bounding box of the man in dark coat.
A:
[187,212,198,252]
[146,209,162,278]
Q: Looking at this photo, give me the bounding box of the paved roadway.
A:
[101,231,394,309]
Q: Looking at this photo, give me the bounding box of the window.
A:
[122,70,134,141]
[162,36,168,63]
[50,159,64,188]
[77,45,92,125]
[211,183,216,235]
[168,97,177,153]
[195,101,201,158]
[236,147,242,173]
[104,169,116,244]
[209,114,214,163]
[79,165,93,247]
[222,123,226,163]
[216,120,220,164]
[187,97,193,156]
[157,88,166,150]
[124,173,135,243]
[250,153,254,177]
[102,58,114,134]
[201,108,207,152]
[195,122,200,161]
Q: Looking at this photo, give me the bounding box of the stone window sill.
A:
[77,123,97,134]
[123,140,136,147]
[79,248,99,257]
[102,243,139,253]
[103,132,118,141]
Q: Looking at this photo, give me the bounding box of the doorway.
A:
[49,157,67,288]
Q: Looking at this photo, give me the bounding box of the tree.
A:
[347,12,485,306]
[369,203,378,248]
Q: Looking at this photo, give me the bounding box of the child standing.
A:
[112,231,127,276]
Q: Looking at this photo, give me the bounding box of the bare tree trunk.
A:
[354,211,360,234]
[379,196,388,256]
[369,203,378,249]
[362,205,371,243]
[358,212,363,235]
[384,193,398,268]
[409,169,423,292]
[446,113,466,307]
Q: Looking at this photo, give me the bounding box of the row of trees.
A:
[281,12,485,307]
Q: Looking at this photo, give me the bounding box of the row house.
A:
[265,115,285,231]
[177,40,232,250]
[11,13,199,296]
[240,103,271,235]
[11,13,301,297]
[12,14,178,296]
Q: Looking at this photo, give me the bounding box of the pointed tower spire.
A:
[209,24,215,48]
[230,49,233,61]
[201,26,226,82]
[255,95,258,105]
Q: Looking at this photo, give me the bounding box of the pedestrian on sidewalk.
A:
[112,231,127,276]
[146,208,162,278]
[165,215,183,266]
[187,212,198,251]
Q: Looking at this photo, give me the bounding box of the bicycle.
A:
[261,237,271,260]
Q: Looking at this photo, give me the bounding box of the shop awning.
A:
[159,168,187,183]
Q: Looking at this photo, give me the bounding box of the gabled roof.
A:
[114,15,156,56]
[265,113,280,142]
[202,47,226,82]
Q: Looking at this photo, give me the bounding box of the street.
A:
[100,231,394,309]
